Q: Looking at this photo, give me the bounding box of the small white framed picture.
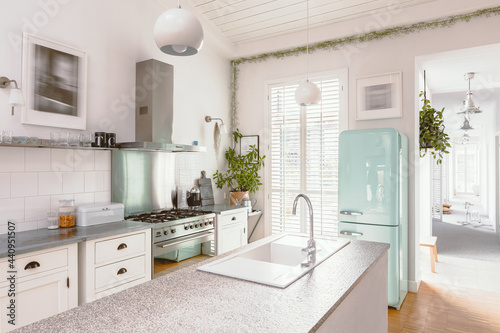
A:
[240,135,259,157]
[22,33,87,129]
[356,72,402,120]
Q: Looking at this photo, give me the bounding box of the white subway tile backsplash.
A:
[103,171,111,191]
[85,171,104,192]
[0,198,25,227]
[25,196,51,222]
[74,192,95,206]
[95,191,111,203]
[63,171,85,194]
[0,173,10,198]
[95,150,111,170]
[38,172,63,196]
[11,172,37,197]
[25,148,51,172]
[0,147,25,172]
[74,149,95,171]
[51,149,74,171]
[17,220,38,232]
[0,146,115,233]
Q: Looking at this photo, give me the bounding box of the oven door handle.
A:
[157,231,214,248]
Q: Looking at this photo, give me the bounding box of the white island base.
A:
[14,236,389,333]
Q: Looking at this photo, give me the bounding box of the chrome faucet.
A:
[292,194,316,267]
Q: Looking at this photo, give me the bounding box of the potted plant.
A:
[213,129,266,205]
[419,92,451,164]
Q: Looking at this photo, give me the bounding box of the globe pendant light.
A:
[154,1,204,56]
[295,0,321,106]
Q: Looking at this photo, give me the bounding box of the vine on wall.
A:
[228,6,500,132]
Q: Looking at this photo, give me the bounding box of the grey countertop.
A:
[201,204,248,214]
[14,235,389,333]
[0,221,151,258]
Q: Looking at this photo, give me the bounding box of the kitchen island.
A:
[13,235,389,333]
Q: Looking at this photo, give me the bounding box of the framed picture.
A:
[356,72,402,120]
[22,33,87,129]
[240,135,259,157]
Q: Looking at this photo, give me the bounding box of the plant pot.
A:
[229,191,249,205]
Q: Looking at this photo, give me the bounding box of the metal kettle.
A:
[241,198,256,213]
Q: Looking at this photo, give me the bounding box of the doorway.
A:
[416,43,500,293]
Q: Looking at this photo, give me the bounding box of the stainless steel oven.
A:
[125,209,215,277]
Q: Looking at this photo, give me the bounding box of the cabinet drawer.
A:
[0,248,67,280]
[94,255,146,291]
[94,232,146,264]
[219,211,247,227]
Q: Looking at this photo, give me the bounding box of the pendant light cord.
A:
[306,0,309,81]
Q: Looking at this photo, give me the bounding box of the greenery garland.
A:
[228,6,500,132]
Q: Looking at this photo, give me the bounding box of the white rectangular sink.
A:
[197,233,350,288]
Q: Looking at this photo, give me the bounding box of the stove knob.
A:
[184,225,189,230]
[194,223,199,228]
[163,230,169,235]
[171,228,176,234]
[204,222,208,226]
[209,220,213,225]
[190,224,194,229]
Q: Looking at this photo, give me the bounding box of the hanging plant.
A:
[419,92,451,164]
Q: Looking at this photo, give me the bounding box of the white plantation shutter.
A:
[269,73,344,238]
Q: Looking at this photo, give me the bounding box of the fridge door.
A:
[338,128,400,226]
[338,221,400,307]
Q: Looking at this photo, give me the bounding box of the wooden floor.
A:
[155,258,500,332]
[389,281,500,332]
[153,255,211,278]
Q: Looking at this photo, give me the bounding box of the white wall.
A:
[234,12,500,290]
[0,0,232,232]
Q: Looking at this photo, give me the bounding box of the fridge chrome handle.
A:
[340,230,363,236]
[340,210,363,216]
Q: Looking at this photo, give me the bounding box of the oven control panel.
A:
[154,217,215,243]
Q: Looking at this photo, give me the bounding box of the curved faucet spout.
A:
[292,194,316,266]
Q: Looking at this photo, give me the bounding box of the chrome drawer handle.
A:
[117,243,128,250]
[117,268,127,275]
[24,261,40,270]
[340,211,363,216]
[340,230,363,236]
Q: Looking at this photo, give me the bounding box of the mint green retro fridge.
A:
[338,128,408,310]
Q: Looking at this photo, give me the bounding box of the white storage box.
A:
[75,203,125,227]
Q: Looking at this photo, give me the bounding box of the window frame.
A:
[263,68,349,238]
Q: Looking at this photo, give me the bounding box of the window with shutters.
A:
[267,70,347,239]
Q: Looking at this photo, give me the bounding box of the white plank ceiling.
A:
[189,0,434,45]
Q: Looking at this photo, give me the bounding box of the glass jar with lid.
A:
[59,199,75,228]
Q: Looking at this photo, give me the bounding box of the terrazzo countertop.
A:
[0,220,151,257]
[14,234,389,333]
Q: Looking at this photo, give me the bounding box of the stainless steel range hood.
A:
[117,59,205,152]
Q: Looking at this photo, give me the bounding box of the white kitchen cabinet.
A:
[0,244,78,332]
[215,208,248,255]
[78,229,151,305]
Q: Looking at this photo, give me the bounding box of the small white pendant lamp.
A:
[458,72,481,115]
[295,0,321,106]
[154,1,204,56]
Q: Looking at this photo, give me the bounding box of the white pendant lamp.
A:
[154,1,204,56]
[295,0,321,106]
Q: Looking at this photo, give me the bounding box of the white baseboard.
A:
[408,280,420,293]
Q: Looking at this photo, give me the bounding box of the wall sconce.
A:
[0,76,24,115]
[205,116,227,133]
[205,116,226,157]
